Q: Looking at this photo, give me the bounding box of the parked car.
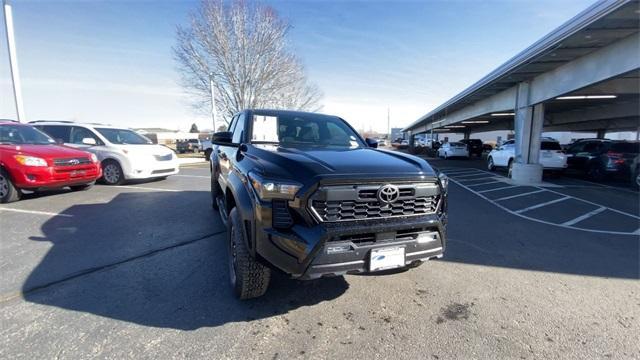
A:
[487,138,567,177]
[459,139,483,157]
[482,142,494,152]
[210,109,448,299]
[0,121,102,203]
[176,138,202,153]
[565,139,640,181]
[32,121,179,185]
[437,142,469,159]
[630,154,640,189]
[377,138,387,147]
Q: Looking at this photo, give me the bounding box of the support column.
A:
[596,129,606,139]
[407,131,415,149]
[511,82,543,184]
[463,132,470,140]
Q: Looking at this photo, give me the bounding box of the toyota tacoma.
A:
[210,110,448,299]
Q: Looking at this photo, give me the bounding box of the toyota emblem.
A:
[377,184,400,204]
[69,159,80,165]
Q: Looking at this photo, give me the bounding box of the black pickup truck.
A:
[210,109,448,299]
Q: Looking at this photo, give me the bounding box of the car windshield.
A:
[0,124,55,145]
[250,113,365,149]
[95,128,152,145]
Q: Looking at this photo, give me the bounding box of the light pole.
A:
[3,0,25,122]
[209,73,217,131]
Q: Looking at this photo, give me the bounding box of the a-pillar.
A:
[511,82,544,184]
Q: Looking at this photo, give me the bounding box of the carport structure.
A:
[403,0,640,184]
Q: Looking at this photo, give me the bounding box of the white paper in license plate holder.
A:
[370,247,405,272]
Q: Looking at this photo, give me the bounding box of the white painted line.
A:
[0,208,73,218]
[443,169,480,175]
[477,185,519,193]
[514,196,570,214]
[562,207,607,226]
[494,189,546,202]
[447,170,638,236]
[542,187,640,220]
[174,175,209,178]
[466,180,503,187]
[116,186,181,192]
[453,173,493,179]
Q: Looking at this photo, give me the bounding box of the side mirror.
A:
[212,131,233,144]
[82,137,97,145]
[365,138,378,148]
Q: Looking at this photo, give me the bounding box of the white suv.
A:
[32,121,179,185]
[487,138,567,177]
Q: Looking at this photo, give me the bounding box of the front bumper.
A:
[123,158,180,179]
[255,212,446,279]
[13,164,102,190]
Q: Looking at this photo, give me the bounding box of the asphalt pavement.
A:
[1,162,639,359]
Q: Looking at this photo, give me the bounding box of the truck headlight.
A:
[438,172,448,192]
[248,171,301,200]
[14,155,48,167]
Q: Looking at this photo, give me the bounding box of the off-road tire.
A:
[228,208,271,300]
[0,167,21,203]
[507,159,514,178]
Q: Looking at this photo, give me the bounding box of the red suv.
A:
[0,121,102,203]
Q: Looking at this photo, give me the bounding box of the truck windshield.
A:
[0,124,55,145]
[250,113,364,149]
[95,128,152,145]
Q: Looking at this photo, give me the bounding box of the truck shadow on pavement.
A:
[21,191,348,330]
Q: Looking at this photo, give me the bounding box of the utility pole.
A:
[387,107,390,139]
[3,0,25,122]
[209,72,217,131]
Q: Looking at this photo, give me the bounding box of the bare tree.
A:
[174,0,322,123]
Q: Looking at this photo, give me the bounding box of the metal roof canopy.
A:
[404,0,640,134]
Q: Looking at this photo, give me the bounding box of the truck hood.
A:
[249,145,436,183]
[0,144,92,159]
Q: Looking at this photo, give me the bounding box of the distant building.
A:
[135,128,202,145]
[390,127,404,141]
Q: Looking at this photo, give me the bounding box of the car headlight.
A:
[248,171,301,200]
[14,155,48,167]
[90,153,98,163]
[438,172,448,192]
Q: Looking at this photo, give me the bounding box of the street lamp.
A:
[3,0,25,122]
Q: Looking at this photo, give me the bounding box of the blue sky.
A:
[0,0,595,132]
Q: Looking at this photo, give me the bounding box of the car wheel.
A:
[194,148,200,154]
[228,207,271,300]
[0,168,21,203]
[69,182,94,191]
[587,163,605,182]
[507,159,514,178]
[204,148,213,162]
[444,152,448,159]
[633,166,640,190]
[101,160,124,185]
[487,157,495,171]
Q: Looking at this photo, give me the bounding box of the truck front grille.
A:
[312,196,438,222]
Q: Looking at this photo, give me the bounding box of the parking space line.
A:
[514,196,570,214]
[467,180,503,187]
[115,186,181,192]
[561,207,607,226]
[0,208,73,218]
[494,189,546,202]
[441,169,479,175]
[477,185,519,193]
[453,173,492,179]
[444,167,638,235]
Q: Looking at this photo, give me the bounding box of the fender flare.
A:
[225,170,257,256]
